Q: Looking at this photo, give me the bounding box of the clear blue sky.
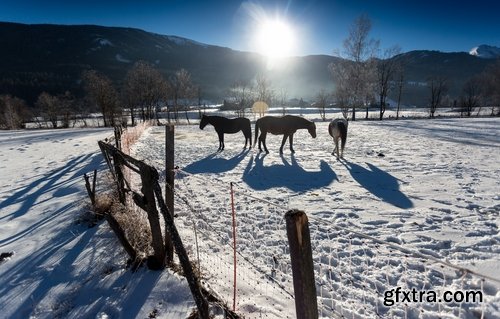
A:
[1,0,499,56]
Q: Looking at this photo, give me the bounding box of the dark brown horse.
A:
[199,114,252,151]
[254,115,316,154]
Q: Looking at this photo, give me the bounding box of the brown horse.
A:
[254,115,316,154]
[199,114,252,151]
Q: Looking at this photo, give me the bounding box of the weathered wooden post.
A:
[140,164,166,269]
[285,209,319,319]
[83,169,97,205]
[164,124,175,263]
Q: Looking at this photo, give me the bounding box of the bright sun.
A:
[255,19,295,58]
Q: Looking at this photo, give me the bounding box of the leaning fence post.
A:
[285,209,319,319]
[165,124,175,263]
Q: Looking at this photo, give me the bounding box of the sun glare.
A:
[255,19,295,58]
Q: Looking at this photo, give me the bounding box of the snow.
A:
[132,117,500,318]
[95,38,113,46]
[469,45,500,59]
[1,117,499,318]
[0,128,195,318]
[165,35,208,48]
[115,54,131,63]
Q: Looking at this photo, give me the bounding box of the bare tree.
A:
[36,92,60,128]
[255,74,274,105]
[395,65,405,120]
[427,76,448,118]
[0,95,30,129]
[123,61,168,125]
[376,46,401,120]
[277,87,288,116]
[480,60,500,115]
[82,70,120,127]
[315,89,329,121]
[460,76,482,117]
[58,91,76,128]
[169,69,195,122]
[329,14,379,121]
[229,79,253,117]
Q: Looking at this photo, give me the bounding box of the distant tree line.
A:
[0,61,198,129]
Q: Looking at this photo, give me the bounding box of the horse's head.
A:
[308,122,317,138]
[199,115,208,130]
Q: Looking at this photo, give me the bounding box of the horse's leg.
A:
[243,130,251,149]
[258,132,263,152]
[335,137,340,159]
[332,138,337,156]
[243,131,248,149]
[289,134,295,153]
[217,131,224,151]
[260,132,269,153]
[280,134,288,154]
[340,137,344,158]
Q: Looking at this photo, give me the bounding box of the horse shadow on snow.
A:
[243,153,337,192]
[182,149,250,174]
[342,161,413,209]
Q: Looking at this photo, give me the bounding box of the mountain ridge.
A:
[0,21,497,106]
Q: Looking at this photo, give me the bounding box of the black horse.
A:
[254,115,316,154]
[199,115,252,151]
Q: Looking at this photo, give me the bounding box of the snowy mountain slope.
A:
[469,44,500,59]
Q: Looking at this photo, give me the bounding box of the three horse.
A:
[199,115,252,151]
[328,118,348,159]
[254,115,316,154]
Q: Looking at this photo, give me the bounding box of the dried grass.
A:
[110,200,153,259]
[121,120,153,154]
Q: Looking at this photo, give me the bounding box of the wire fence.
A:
[174,169,295,318]
[170,168,500,319]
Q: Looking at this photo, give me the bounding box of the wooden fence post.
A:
[140,165,166,269]
[165,124,175,263]
[83,169,97,205]
[285,209,318,319]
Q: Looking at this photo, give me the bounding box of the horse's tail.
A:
[254,119,260,147]
[339,121,348,150]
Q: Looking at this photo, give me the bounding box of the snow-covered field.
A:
[133,117,500,318]
[0,128,196,319]
[1,117,499,318]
